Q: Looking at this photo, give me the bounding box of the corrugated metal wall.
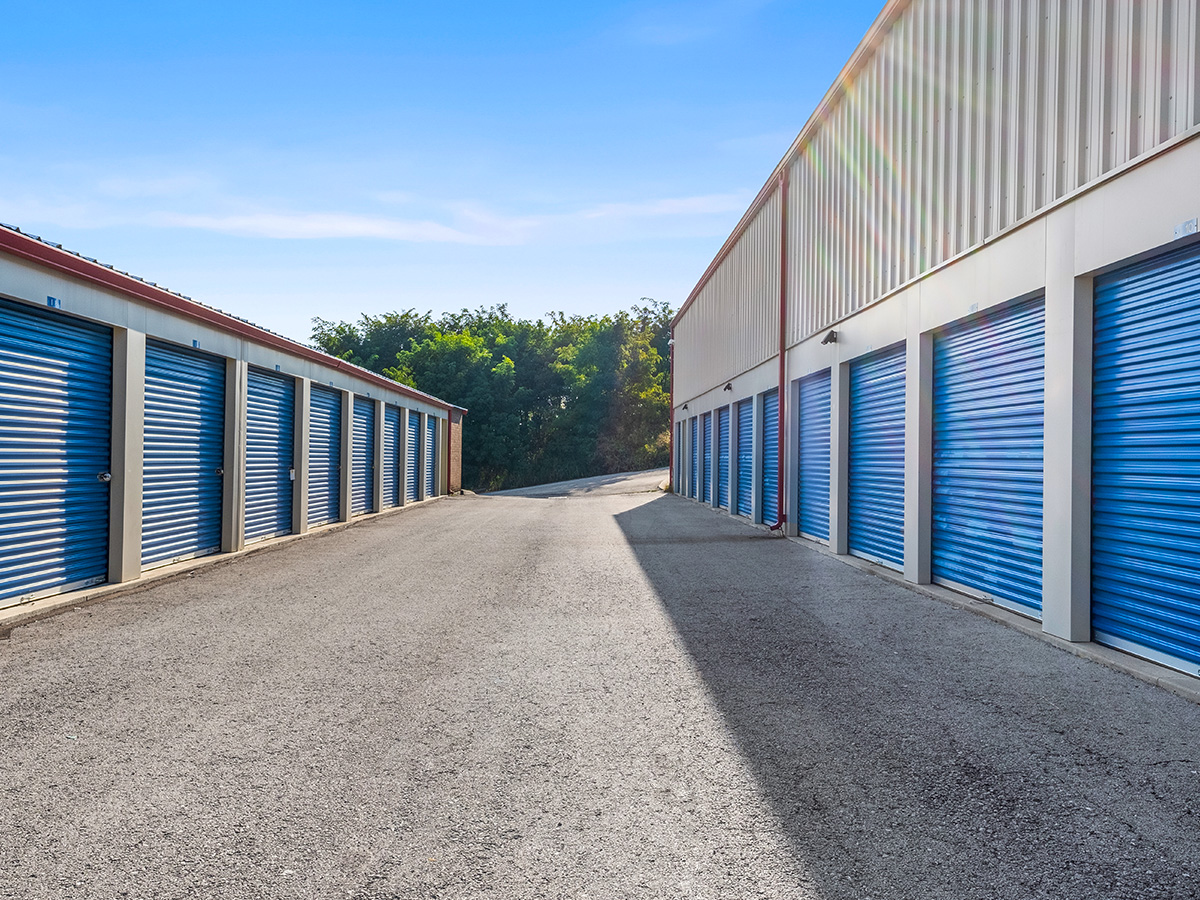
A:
[786,0,1200,342]
[673,189,781,401]
[676,0,1200,367]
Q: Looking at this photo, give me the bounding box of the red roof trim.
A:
[0,226,465,415]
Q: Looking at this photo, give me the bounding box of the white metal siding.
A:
[784,0,1200,342]
[673,188,781,402]
[677,0,1200,353]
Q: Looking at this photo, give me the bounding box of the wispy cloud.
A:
[1,174,751,246]
[150,211,482,243]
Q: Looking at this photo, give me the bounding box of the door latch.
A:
[97,472,112,483]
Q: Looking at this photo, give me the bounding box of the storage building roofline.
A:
[671,0,909,330]
[0,221,466,415]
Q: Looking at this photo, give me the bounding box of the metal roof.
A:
[0,221,466,415]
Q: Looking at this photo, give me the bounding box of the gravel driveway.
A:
[2,469,1198,899]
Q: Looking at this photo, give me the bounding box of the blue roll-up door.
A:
[0,300,112,606]
[717,407,730,509]
[848,344,905,568]
[932,300,1045,613]
[798,370,831,541]
[142,340,225,569]
[382,406,400,508]
[761,389,780,525]
[1093,244,1200,672]
[689,417,698,499]
[245,368,294,543]
[425,416,437,497]
[675,422,683,494]
[736,399,753,517]
[406,411,419,502]
[352,397,375,516]
[309,386,342,526]
[702,413,712,504]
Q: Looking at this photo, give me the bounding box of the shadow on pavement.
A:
[614,493,1200,900]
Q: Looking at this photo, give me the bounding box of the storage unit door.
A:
[352,397,375,516]
[798,370,831,541]
[244,368,294,543]
[382,406,400,508]
[932,300,1045,613]
[736,400,753,517]
[717,407,730,509]
[308,386,342,526]
[1093,244,1200,672]
[702,413,712,503]
[675,422,683,494]
[689,418,698,498]
[406,411,419,502]
[848,345,905,568]
[0,301,112,607]
[425,416,437,497]
[142,341,225,569]
[761,390,779,524]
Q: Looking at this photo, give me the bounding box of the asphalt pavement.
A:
[2,469,1198,899]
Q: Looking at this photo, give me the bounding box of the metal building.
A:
[0,224,464,618]
[671,0,1200,680]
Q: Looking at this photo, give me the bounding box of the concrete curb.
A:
[0,495,449,639]
[667,492,1200,706]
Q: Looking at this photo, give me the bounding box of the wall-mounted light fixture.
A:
[820,330,838,345]
[682,403,689,410]
[723,382,733,391]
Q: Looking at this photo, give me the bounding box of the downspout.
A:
[774,168,789,529]
[445,407,452,495]
[668,330,675,492]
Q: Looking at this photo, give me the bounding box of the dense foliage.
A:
[311,300,672,492]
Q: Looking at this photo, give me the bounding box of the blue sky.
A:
[0,0,882,343]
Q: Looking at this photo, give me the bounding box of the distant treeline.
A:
[311,300,672,492]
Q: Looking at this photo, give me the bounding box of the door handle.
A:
[97,472,112,483]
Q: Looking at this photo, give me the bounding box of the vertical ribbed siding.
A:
[142,341,225,569]
[717,406,731,509]
[352,397,375,516]
[382,405,400,508]
[673,188,781,402]
[772,0,1200,346]
[406,411,419,502]
[932,300,1046,613]
[1093,243,1200,671]
[244,368,294,543]
[308,386,342,526]
[0,301,111,606]
[798,369,831,541]
[848,345,906,568]
[736,399,754,517]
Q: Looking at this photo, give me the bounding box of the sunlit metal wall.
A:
[673,187,781,402]
[675,0,1200,367]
